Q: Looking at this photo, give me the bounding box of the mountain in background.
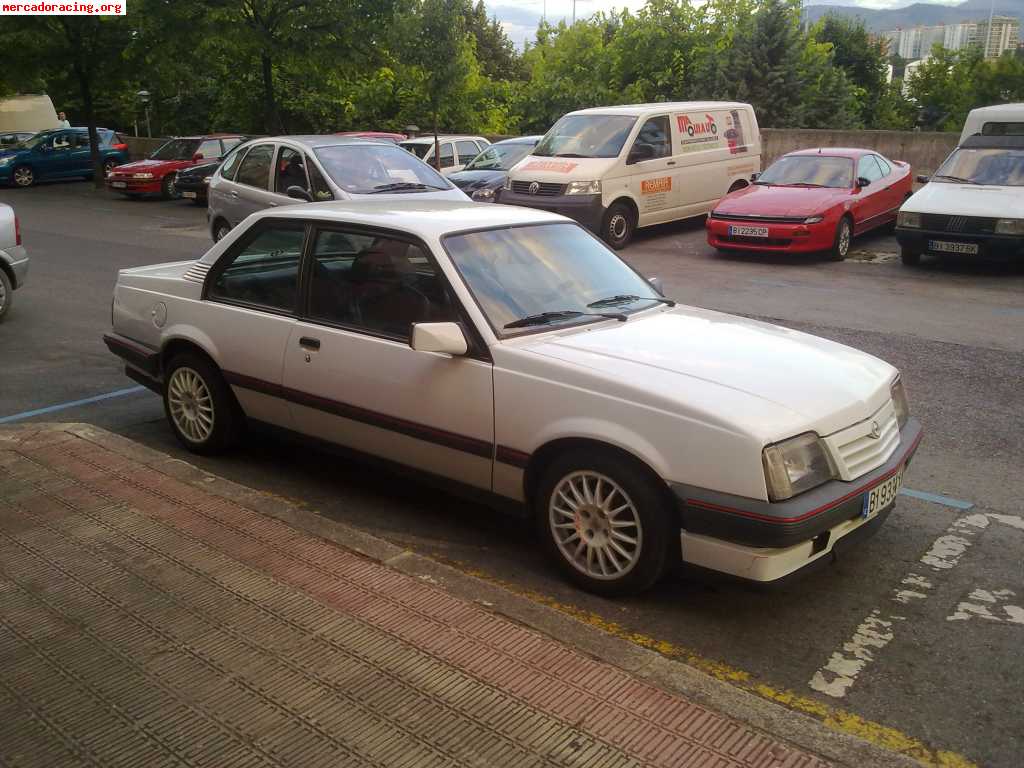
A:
[803,0,1024,31]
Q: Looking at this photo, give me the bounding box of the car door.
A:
[871,154,902,216]
[625,115,676,225]
[281,225,494,490]
[854,155,887,233]
[41,131,77,178]
[201,220,305,427]
[223,142,277,225]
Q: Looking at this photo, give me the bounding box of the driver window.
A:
[275,146,309,195]
[197,139,221,160]
[630,116,671,162]
[439,142,455,169]
[307,159,334,201]
[52,133,72,149]
[857,155,884,183]
[307,229,457,340]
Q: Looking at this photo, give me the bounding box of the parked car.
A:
[335,131,406,144]
[106,134,246,200]
[207,135,468,242]
[399,135,491,175]
[500,102,761,249]
[896,133,1024,266]
[0,202,28,322]
[104,200,921,595]
[959,102,1024,144]
[0,131,34,148]
[448,136,542,202]
[0,128,128,188]
[175,139,253,206]
[706,148,912,260]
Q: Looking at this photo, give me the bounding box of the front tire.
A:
[163,352,243,454]
[829,216,853,261]
[536,449,673,596]
[601,202,636,250]
[0,269,12,322]
[102,158,118,177]
[161,172,180,200]
[212,219,231,242]
[12,165,34,188]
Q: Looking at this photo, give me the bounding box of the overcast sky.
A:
[492,0,966,48]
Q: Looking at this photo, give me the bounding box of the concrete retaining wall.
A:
[761,129,958,175]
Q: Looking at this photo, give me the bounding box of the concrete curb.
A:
[14,423,917,768]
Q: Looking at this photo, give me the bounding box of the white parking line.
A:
[947,588,1024,625]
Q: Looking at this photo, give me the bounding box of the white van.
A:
[959,103,1024,145]
[499,102,760,248]
[0,94,59,134]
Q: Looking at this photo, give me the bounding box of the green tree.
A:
[462,0,523,81]
[813,15,888,126]
[799,37,862,129]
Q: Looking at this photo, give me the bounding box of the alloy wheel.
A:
[549,470,643,581]
[167,366,215,444]
[838,220,851,257]
[13,167,33,187]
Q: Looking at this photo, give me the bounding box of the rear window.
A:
[982,122,1024,137]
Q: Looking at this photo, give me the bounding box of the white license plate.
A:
[928,240,978,255]
[863,468,903,518]
[181,191,197,199]
[729,225,769,237]
[111,181,126,188]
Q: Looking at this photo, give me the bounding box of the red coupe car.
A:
[706,148,913,260]
[106,134,246,199]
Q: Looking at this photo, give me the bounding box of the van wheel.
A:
[829,216,853,261]
[535,448,673,596]
[900,248,921,267]
[602,202,635,250]
[12,165,34,187]
[163,352,243,454]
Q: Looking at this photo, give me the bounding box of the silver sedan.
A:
[0,202,28,322]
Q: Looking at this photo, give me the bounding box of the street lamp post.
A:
[136,90,152,138]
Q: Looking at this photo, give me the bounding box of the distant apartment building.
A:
[881,17,1019,61]
[972,16,1020,59]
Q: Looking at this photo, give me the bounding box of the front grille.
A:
[920,214,995,235]
[721,235,793,246]
[824,400,901,481]
[511,180,565,196]
[712,213,806,224]
[182,262,211,283]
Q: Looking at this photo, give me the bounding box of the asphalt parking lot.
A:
[2,181,1022,768]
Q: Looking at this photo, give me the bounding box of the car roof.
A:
[567,101,750,117]
[401,135,487,143]
[257,135,396,149]
[784,148,874,159]
[201,201,566,262]
[965,103,1024,119]
[494,135,543,145]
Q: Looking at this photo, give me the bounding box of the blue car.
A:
[0,128,129,188]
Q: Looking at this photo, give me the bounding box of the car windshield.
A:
[443,223,663,334]
[314,143,450,194]
[532,115,637,158]
[18,132,52,150]
[400,141,431,159]
[150,138,201,161]
[464,143,534,171]
[757,155,853,188]
[932,148,1024,186]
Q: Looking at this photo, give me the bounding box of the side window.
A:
[307,229,457,339]
[857,155,884,183]
[873,155,891,177]
[476,140,490,152]
[629,116,670,162]
[457,140,480,165]
[52,132,72,149]
[209,226,305,312]
[220,145,248,180]
[221,137,243,153]
[275,146,308,194]
[439,142,455,169]
[307,159,334,201]
[197,139,221,160]
[235,143,274,189]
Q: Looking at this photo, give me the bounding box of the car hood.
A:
[509,155,618,183]
[448,169,505,191]
[902,181,1024,217]
[0,148,27,161]
[178,161,220,179]
[714,184,854,218]
[520,306,895,441]
[110,158,186,174]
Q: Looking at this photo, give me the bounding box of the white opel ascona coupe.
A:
[105,200,922,595]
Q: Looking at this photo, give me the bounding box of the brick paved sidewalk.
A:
[0,425,829,768]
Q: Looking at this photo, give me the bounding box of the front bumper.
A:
[0,245,29,288]
[107,177,162,194]
[496,190,604,232]
[175,180,208,200]
[672,418,923,582]
[896,228,1024,259]
[706,216,836,253]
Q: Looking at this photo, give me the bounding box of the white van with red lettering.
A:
[499,102,760,248]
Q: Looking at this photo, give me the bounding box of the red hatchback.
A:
[107,134,246,199]
[706,148,912,260]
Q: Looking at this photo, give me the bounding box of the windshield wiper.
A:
[368,182,446,193]
[504,309,627,329]
[778,182,826,188]
[587,294,675,309]
[931,174,978,185]
[553,153,587,158]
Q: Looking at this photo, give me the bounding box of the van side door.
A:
[625,115,676,226]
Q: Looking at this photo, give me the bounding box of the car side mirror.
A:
[627,144,655,164]
[286,185,313,202]
[750,172,760,181]
[192,152,203,161]
[856,176,871,188]
[916,174,930,184]
[411,322,468,356]
[648,276,665,295]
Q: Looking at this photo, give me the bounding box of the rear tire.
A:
[535,448,673,596]
[0,269,12,322]
[163,352,243,454]
[601,202,636,250]
[102,158,118,177]
[829,216,853,261]
[900,248,921,267]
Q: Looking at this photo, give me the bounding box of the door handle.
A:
[666,161,676,166]
[299,336,320,350]
[230,190,239,198]
[268,202,278,207]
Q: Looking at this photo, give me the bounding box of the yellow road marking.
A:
[441,559,977,768]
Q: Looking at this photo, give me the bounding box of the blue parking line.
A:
[899,487,975,510]
[0,386,148,424]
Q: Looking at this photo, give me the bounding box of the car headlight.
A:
[0,156,12,166]
[897,211,921,228]
[804,215,825,224]
[133,172,154,179]
[472,187,495,201]
[203,176,211,184]
[762,432,835,501]
[502,176,512,190]
[995,218,1024,235]
[565,180,601,195]
[891,376,910,430]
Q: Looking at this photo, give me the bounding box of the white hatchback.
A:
[105,201,922,595]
